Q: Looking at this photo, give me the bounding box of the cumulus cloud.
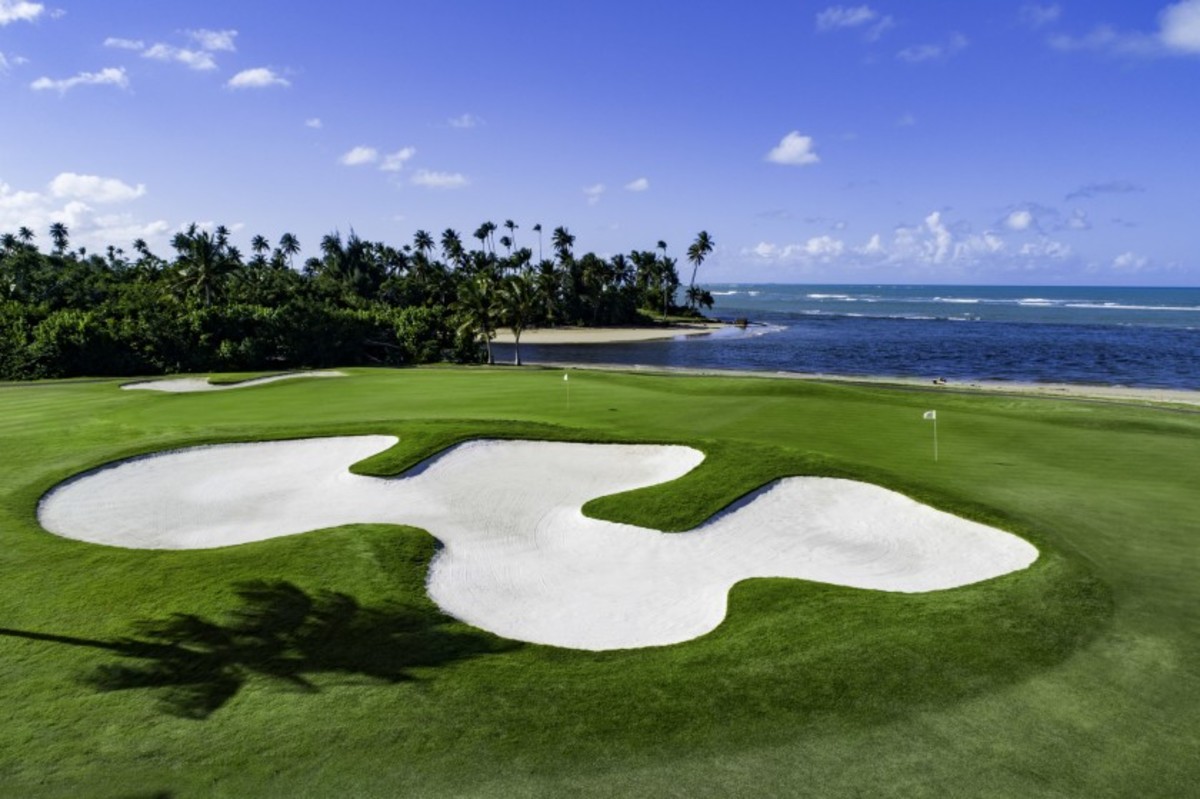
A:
[1159,0,1200,52]
[0,0,43,25]
[743,210,1083,277]
[815,5,893,40]
[188,28,237,52]
[1005,210,1034,231]
[226,67,289,89]
[1019,4,1062,29]
[104,37,145,51]
[304,117,322,128]
[898,32,969,63]
[1049,1,1200,57]
[339,146,379,166]
[1113,251,1149,270]
[143,43,217,70]
[766,131,820,166]
[1065,180,1145,201]
[583,183,606,205]
[50,173,146,203]
[380,147,416,172]
[624,177,650,192]
[0,174,167,250]
[448,113,483,128]
[30,67,129,93]
[411,170,469,189]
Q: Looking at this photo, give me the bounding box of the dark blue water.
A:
[493,285,1200,389]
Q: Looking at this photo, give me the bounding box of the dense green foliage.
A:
[0,223,715,378]
[1,367,1197,797]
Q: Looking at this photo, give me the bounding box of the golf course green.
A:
[1,366,1197,797]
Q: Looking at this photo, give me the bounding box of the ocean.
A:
[492,285,1200,389]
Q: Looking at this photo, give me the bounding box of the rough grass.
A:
[0,366,1197,798]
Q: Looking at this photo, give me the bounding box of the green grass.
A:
[0,366,1197,798]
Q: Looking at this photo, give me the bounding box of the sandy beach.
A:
[492,322,726,344]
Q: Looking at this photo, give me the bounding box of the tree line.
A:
[0,222,715,379]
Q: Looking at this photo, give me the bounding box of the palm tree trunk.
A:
[513,331,522,366]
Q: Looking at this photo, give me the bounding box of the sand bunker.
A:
[38,436,1038,650]
[121,371,346,393]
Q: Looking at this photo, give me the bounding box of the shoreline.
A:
[492,322,726,344]
[526,360,1200,409]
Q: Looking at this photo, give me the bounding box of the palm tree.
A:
[454,273,498,364]
[504,219,518,250]
[1,233,16,254]
[657,240,670,318]
[532,223,543,262]
[551,226,575,262]
[173,223,241,306]
[441,228,465,268]
[49,222,69,255]
[498,272,537,366]
[278,232,301,268]
[685,230,713,309]
[17,227,34,246]
[413,229,435,258]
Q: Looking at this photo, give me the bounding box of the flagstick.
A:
[933,417,938,462]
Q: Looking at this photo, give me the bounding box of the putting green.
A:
[1,366,1197,797]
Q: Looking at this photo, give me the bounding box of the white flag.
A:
[923,410,936,420]
[563,374,569,382]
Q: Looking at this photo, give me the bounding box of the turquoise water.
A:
[494,285,1200,389]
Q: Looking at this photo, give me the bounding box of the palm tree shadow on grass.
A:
[4,581,510,720]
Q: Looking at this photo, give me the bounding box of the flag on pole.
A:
[564,374,569,382]
[923,410,938,461]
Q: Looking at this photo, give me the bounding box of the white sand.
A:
[38,436,1038,650]
[121,371,346,393]
[492,323,724,344]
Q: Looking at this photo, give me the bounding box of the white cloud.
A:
[0,0,43,25]
[188,28,237,52]
[898,32,969,63]
[1019,4,1061,29]
[339,146,379,166]
[0,175,168,250]
[304,117,322,128]
[1113,251,1149,270]
[624,177,650,192]
[143,43,217,71]
[0,50,25,72]
[226,67,290,89]
[1048,2,1200,58]
[448,113,483,129]
[1005,210,1034,231]
[803,235,845,257]
[30,66,129,93]
[1066,209,1091,230]
[583,183,606,205]
[411,170,469,189]
[49,173,146,204]
[815,5,893,39]
[816,5,877,31]
[104,37,145,51]
[766,131,820,166]
[1160,0,1200,52]
[380,147,416,172]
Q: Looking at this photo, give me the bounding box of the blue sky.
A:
[1,0,1197,285]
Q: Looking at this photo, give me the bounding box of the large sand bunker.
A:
[38,436,1038,650]
[121,371,346,393]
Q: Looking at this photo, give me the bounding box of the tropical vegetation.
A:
[0,223,716,378]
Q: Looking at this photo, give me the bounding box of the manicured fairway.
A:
[1,367,1197,797]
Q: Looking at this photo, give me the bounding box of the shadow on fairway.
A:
[1,580,509,720]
